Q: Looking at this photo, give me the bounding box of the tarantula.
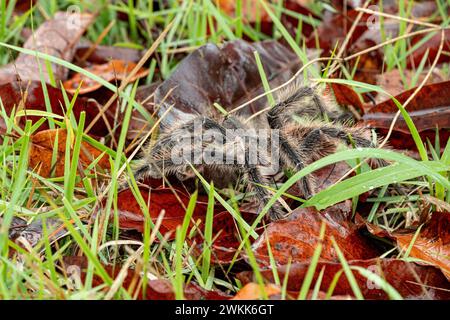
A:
[132,82,383,221]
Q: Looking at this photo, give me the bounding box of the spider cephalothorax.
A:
[132,82,384,221]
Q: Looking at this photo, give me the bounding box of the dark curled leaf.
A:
[238,258,450,300]
[154,40,304,128]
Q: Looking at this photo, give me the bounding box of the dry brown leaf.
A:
[231,283,281,300]
[63,60,149,94]
[29,128,110,177]
[396,212,450,281]
[0,12,94,86]
[252,202,381,267]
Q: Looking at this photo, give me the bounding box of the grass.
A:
[0,0,449,300]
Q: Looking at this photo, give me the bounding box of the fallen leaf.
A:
[362,80,450,150]
[252,202,381,267]
[63,60,149,94]
[0,81,115,137]
[231,283,281,300]
[367,212,450,281]
[7,215,68,248]
[0,12,94,85]
[116,184,258,263]
[238,258,450,299]
[74,42,144,65]
[191,210,259,264]
[374,69,444,103]
[29,128,110,177]
[154,40,310,128]
[330,83,364,113]
[63,256,230,300]
[407,29,450,69]
[116,185,212,236]
[307,10,370,55]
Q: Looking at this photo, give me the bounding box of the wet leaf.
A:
[231,283,281,300]
[367,212,450,281]
[154,40,305,128]
[116,185,212,236]
[0,81,114,137]
[0,12,94,85]
[407,29,450,69]
[252,202,381,267]
[29,128,110,178]
[238,258,450,299]
[362,81,450,150]
[74,42,144,65]
[63,256,230,300]
[63,60,149,94]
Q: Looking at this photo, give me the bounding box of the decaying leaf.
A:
[29,128,110,177]
[362,81,450,150]
[63,256,230,300]
[238,258,450,300]
[63,60,149,94]
[0,81,115,137]
[154,40,312,128]
[231,283,281,300]
[367,212,450,281]
[252,202,381,267]
[0,12,94,85]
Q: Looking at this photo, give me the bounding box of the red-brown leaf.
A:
[252,202,381,267]
[238,258,450,299]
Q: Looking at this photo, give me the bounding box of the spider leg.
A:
[268,84,340,129]
[276,132,315,199]
[133,116,285,221]
[296,122,389,168]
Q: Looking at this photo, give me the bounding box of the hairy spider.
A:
[132,82,385,221]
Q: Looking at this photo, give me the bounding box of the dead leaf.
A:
[116,184,259,263]
[7,215,68,248]
[0,12,94,86]
[29,128,110,177]
[63,256,230,300]
[330,83,364,113]
[307,10,371,55]
[0,81,115,137]
[367,212,450,281]
[238,258,450,299]
[63,60,149,94]
[74,42,144,65]
[231,283,281,300]
[116,185,212,236]
[374,69,444,103]
[407,29,450,69]
[154,40,312,128]
[362,80,450,150]
[190,210,259,264]
[252,202,381,267]
[217,0,317,38]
